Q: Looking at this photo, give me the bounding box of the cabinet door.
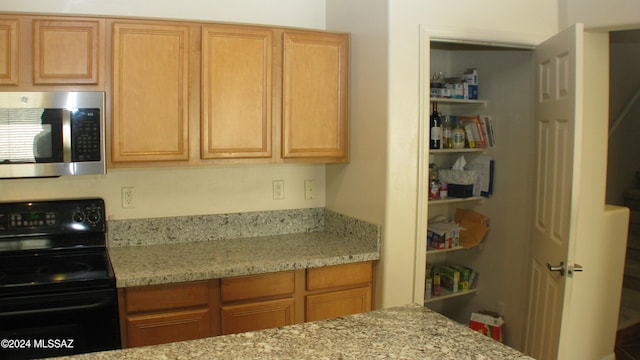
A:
[306,261,373,291]
[124,281,210,313]
[221,271,294,303]
[32,19,101,85]
[282,30,349,162]
[126,308,210,348]
[111,22,190,162]
[306,287,371,322]
[0,18,18,85]
[201,25,273,160]
[221,298,294,335]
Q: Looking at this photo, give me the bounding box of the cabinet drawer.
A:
[306,262,372,291]
[126,308,210,348]
[306,286,371,322]
[221,298,294,335]
[125,281,210,313]
[221,271,295,302]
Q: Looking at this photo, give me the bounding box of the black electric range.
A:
[0,198,121,359]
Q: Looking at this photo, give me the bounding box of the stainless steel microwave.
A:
[0,91,105,179]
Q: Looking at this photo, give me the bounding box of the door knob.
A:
[568,263,583,277]
[546,261,565,276]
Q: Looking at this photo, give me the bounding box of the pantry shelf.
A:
[429,98,487,107]
[429,148,485,154]
[425,288,479,303]
[428,196,484,205]
[427,246,466,255]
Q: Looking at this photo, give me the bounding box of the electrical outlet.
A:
[304,179,315,200]
[122,187,135,208]
[273,180,284,200]
[496,301,505,316]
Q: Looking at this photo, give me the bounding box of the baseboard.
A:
[601,352,616,360]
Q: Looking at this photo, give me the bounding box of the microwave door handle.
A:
[62,109,72,162]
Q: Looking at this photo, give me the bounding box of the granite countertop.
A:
[108,231,379,288]
[57,304,533,360]
[106,208,381,288]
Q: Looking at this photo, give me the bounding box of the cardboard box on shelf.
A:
[455,208,489,248]
[438,265,460,293]
[449,264,471,292]
[469,311,504,342]
[462,69,478,99]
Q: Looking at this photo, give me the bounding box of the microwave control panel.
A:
[71,109,101,162]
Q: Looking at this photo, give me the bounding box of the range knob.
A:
[86,209,101,224]
[72,211,85,223]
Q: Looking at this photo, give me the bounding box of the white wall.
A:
[0,0,328,219]
[0,0,325,29]
[325,0,389,307]
[559,0,640,30]
[324,0,558,350]
[323,0,559,313]
[414,1,558,45]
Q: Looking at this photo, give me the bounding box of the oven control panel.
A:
[0,198,105,236]
[7,211,56,228]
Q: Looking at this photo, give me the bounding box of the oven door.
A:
[0,288,121,360]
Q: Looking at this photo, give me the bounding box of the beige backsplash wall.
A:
[0,164,326,220]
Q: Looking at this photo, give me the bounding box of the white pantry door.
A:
[525,23,619,360]
[524,23,581,359]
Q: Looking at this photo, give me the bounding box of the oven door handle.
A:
[0,298,113,317]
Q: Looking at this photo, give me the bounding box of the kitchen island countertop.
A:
[57,304,533,360]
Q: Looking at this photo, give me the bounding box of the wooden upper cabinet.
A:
[282,30,349,162]
[32,19,101,85]
[0,18,18,85]
[201,25,273,160]
[111,22,191,162]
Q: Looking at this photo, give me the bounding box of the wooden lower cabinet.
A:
[118,261,374,348]
[118,280,220,348]
[306,286,371,322]
[219,270,299,335]
[305,262,373,322]
[221,298,295,335]
[126,308,211,348]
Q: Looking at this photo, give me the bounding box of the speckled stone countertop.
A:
[57,304,533,360]
[107,208,381,288]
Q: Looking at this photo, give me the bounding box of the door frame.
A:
[415,26,537,306]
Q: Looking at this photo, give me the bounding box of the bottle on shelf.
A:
[451,120,466,149]
[430,102,441,149]
[441,115,452,149]
[429,163,440,200]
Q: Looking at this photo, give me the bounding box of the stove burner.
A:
[36,262,93,280]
